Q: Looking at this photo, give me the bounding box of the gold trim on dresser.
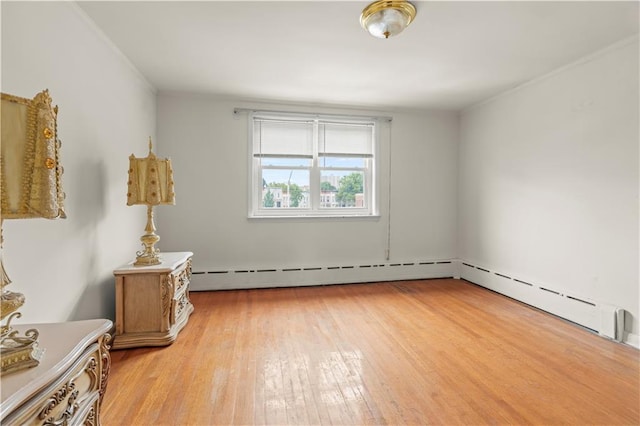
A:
[0,319,112,425]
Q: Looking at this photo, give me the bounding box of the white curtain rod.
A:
[233,107,393,122]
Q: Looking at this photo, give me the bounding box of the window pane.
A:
[319,123,373,156]
[261,157,312,167]
[319,156,366,168]
[261,169,310,209]
[255,120,313,157]
[320,171,366,208]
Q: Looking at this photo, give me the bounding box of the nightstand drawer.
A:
[171,289,191,326]
[172,258,192,296]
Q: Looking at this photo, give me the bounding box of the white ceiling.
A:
[78,1,638,111]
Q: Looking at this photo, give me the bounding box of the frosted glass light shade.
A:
[360,0,416,39]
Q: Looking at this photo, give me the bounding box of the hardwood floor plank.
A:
[103,279,639,425]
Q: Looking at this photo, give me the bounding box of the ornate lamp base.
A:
[134,250,162,266]
[1,222,45,375]
[134,228,162,266]
[133,205,162,266]
[1,312,45,375]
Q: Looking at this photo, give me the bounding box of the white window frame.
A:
[249,111,379,218]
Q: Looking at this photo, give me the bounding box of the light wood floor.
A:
[103,279,639,425]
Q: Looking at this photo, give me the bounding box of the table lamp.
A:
[0,89,66,374]
[127,138,175,266]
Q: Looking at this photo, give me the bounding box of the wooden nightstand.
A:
[0,319,112,425]
[112,251,194,349]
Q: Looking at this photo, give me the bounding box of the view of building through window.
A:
[261,170,365,209]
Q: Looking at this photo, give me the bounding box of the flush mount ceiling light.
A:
[360,0,417,39]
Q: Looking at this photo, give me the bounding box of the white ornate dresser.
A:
[112,251,193,349]
[0,319,112,425]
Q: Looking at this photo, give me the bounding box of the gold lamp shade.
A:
[127,139,175,266]
[127,146,175,207]
[1,90,66,220]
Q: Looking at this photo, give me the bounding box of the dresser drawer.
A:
[4,343,104,426]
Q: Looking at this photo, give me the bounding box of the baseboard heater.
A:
[460,261,631,345]
[190,260,455,291]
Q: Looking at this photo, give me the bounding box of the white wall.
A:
[4,3,634,349]
[458,38,639,344]
[1,2,156,323]
[156,94,458,286]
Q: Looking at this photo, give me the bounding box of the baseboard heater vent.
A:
[191,259,456,291]
[566,295,595,306]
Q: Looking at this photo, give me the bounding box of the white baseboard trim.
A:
[457,260,639,349]
[190,259,455,291]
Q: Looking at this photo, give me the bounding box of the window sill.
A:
[248,214,381,221]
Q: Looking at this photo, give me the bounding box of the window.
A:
[250,112,378,217]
